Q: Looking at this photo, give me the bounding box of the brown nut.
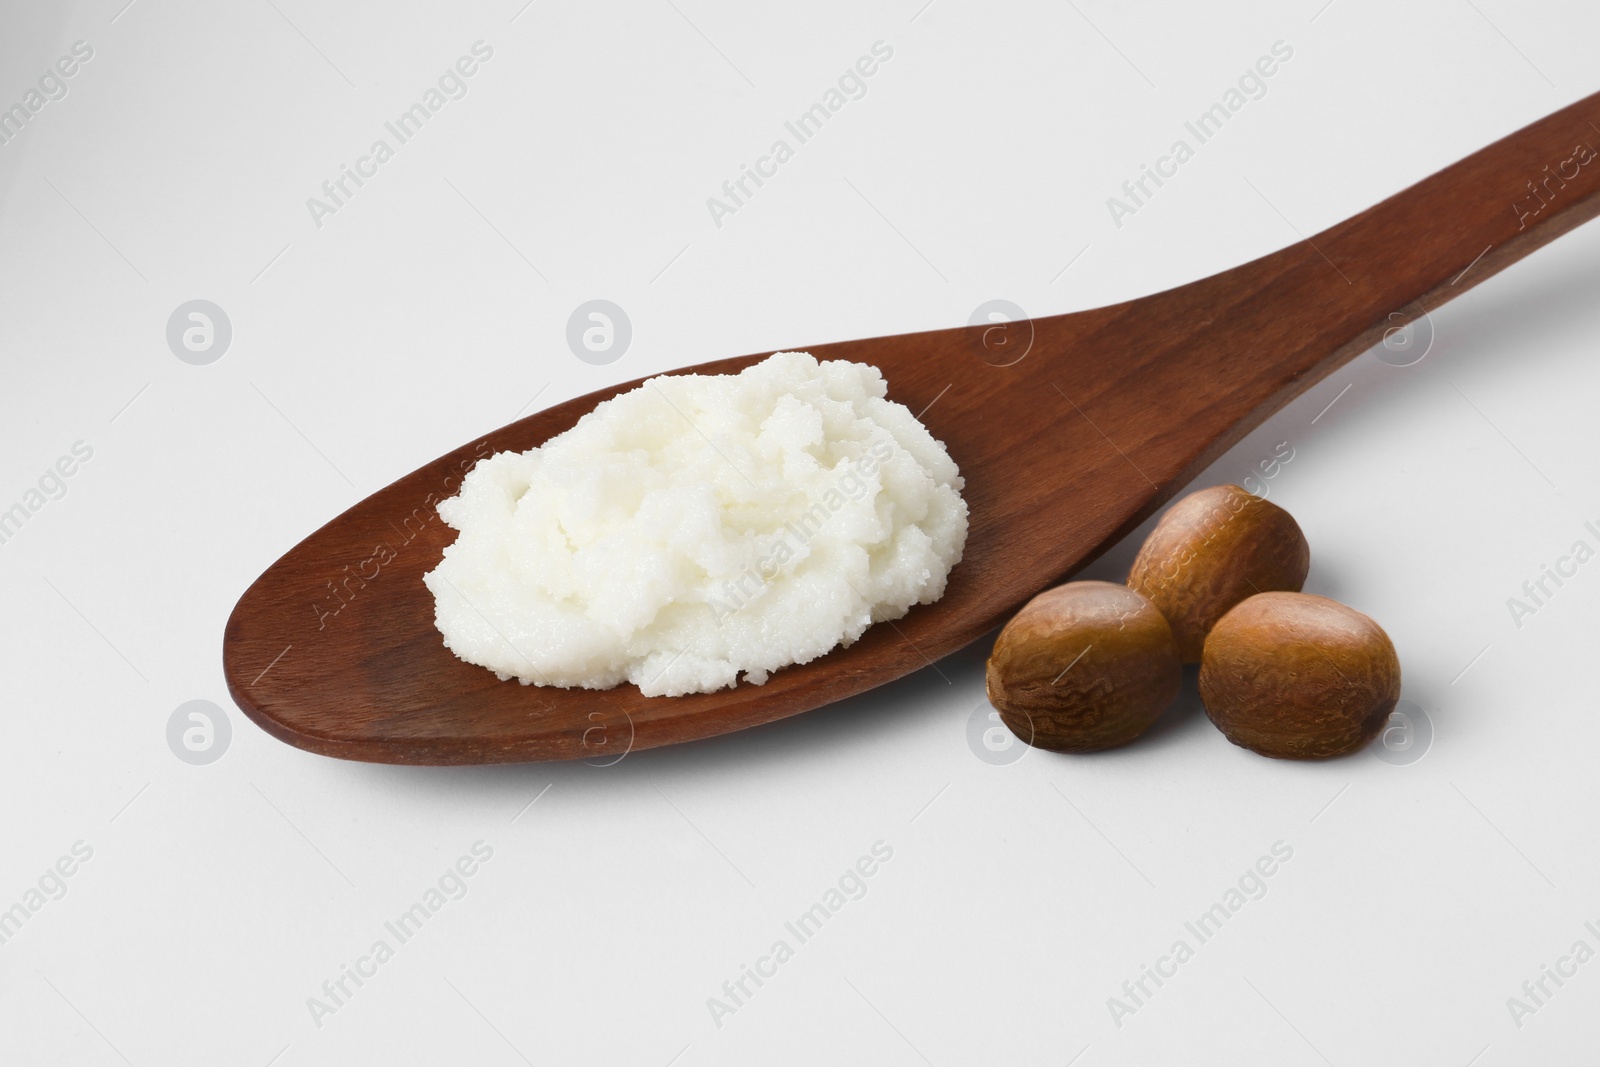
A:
[1128,484,1310,662]
[985,581,1181,753]
[1199,592,1400,760]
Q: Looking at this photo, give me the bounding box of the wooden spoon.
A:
[225,92,1600,765]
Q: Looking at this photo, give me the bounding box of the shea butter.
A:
[424,352,967,696]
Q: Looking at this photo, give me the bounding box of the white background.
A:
[2,0,1597,1063]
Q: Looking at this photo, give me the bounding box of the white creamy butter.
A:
[424,351,968,696]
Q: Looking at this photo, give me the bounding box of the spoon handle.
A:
[1303,89,1600,364]
[1035,91,1600,497]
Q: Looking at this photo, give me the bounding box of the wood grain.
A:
[224,92,1600,764]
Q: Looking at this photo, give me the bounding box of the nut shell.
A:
[1199,592,1400,760]
[1128,484,1310,662]
[985,581,1181,753]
